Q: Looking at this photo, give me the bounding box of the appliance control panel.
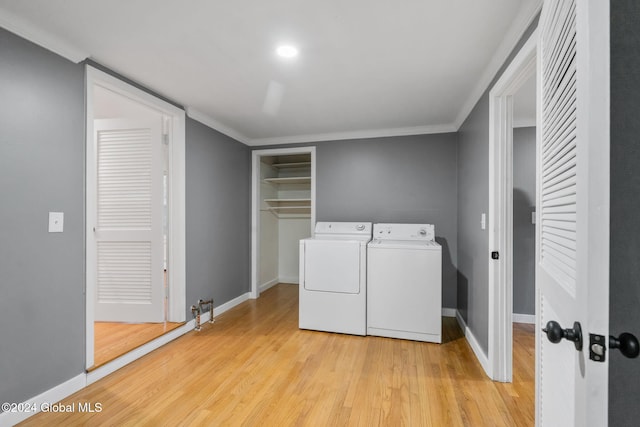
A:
[314,222,372,236]
[373,223,435,241]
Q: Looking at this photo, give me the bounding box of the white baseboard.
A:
[213,292,250,316]
[259,278,279,293]
[512,313,535,324]
[0,373,86,426]
[455,310,491,378]
[442,307,456,317]
[259,278,299,293]
[4,291,252,426]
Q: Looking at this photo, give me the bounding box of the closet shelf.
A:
[263,177,311,184]
[265,206,311,211]
[271,162,311,169]
[263,198,311,204]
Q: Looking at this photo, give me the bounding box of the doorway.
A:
[85,66,186,369]
[512,74,536,327]
[487,29,537,382]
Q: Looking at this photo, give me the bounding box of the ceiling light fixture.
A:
[276,45,299,59]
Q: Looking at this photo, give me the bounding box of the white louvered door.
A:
[536,1,609,425]
[93,119,164,323]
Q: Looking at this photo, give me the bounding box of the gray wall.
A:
[261,132,458,308]
[457,16,539,353]
[186,119,251,308]
[513,127,535,315]
[0,28,85,404]
[0,27,252,408]
[609,1,640,425]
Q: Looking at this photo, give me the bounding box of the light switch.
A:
[49,212,64,233]
[481,213,486,230]
[532,211,536,224]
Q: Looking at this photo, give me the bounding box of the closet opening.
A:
[251,147,316,298]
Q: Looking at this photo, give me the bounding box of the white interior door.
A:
[536,1,609,425]
[92,118,165,323]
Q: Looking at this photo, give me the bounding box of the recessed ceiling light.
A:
[276,45,299,58]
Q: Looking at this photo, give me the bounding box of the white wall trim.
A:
[186,107,251,145]
[251,147,316,300]
[487,29,538,383]
[186,113,457,147]
[0,373,86,426]
[513,313,536,324]
[0,9,88,63]
[442,307,457,318]
[248,124,457,146]
[455,310,491,377]
[513,118,537,128]
[259,278,279,293]
[213,292,251,316]
[278,276,299,285]
[454,0,542,130]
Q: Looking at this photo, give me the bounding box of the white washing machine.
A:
[367,223,442,343]
[299,222,372,335]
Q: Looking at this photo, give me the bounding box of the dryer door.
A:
[303,240,361,294]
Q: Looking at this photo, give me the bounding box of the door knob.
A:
[542,320,583,351]
[609,332,640,359]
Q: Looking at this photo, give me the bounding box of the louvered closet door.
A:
[93,119,164,323]
[536,0,609,425]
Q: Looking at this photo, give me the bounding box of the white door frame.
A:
[251,146,316,299]
[85,66,186,369]
[487,30,537,382]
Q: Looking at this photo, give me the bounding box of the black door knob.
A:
[609,332,640,359]
[542,320,583,351]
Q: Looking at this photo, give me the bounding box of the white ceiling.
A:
[0,0,540,145]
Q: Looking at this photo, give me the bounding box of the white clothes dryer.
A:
[367,223,442,343]
[299,222,372,335]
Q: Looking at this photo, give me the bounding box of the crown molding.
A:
[248,123,457,146]
[186,108,251,145]
[513,117,536,128]
[0,8,88,63]
[0,2,540,146]
[453,0,542,130]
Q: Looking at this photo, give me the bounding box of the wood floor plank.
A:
[19,284,534,426]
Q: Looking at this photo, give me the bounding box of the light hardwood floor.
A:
[93,321,183,370]
[20,284,534,426]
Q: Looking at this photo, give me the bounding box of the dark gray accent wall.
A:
[186,119,251,310]
[457,16,539,353]
[609,1,640,425]
[513,127,535,315]
[0,28,85,405]
[259,133,458,308]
